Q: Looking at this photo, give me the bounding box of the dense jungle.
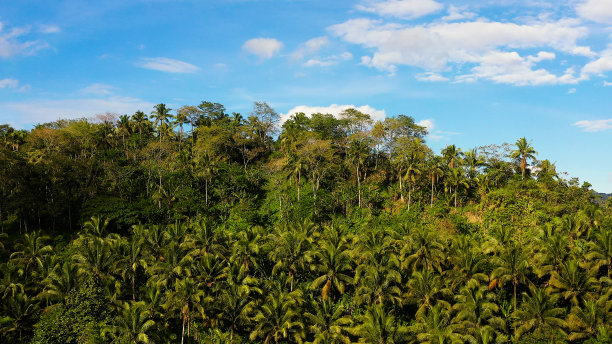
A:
[0,101,611,343]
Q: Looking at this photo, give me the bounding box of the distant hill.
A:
[595,192,611,202]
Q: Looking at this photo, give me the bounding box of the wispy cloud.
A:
[0,78,30,92]
[573,118,612,132]
[137,57,200,73]
[0,97,154,127]
[81,83,115,96]
[415,72,448,82]
[290,36,329,61]
[356,0,443,20]
[303,52,352,67]
[242,38,283,59]
[38,24,61,34]
[0,78,20,89]
[0,22,50,58]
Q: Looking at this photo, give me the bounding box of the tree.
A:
[351,304,408,344]
[249,287,305,344]
[305,298,352,344]
[491,244,530,315]
[150,104,173,143]
[104,301,155,344]
[514,287,566,340]
[509,137,537,180]
[250,101,279,146]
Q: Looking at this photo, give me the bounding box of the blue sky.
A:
[0,0,611,192]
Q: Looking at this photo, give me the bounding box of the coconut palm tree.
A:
[406,269,450,316]
[549,259,598,307]
[249,287,305,344]
[509,137,537,180]
[586,227,612,278]
[311,228,354,301]
[491,244,530,315]
[514,287,566,340]
[351,304,408,343]
[305,298,352,344]
[104,301,155,344]
[412,304,462,344]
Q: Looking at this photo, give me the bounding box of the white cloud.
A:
[0,97,154,127]
[329,18,592,83]
[582,48,612,77]
[0,22,50,58]
[280,104,386,124]
[39,25,61,34]
[568,88,577,94]
[81,83,114,96]
[304,52,353,67]
[242,38,283,59]
[0,78,19,89]
[356,0,443,20]
[137,57,200,73]
[576,0,612,24]
[603,81,612,86]
[0,78,29,92]
[415,72,448,81]
[417,118,434,131]
[573,118,612,132]
[291,36,329,60]
[459,51,578,86]
[442,5,477,22]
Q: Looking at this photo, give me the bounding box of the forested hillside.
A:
[0,101,611,343]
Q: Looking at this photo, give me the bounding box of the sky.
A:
[0,0,611,192]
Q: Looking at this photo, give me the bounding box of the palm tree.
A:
[218,264,261,340]
[9,230,53,277]
[452,279,501,335]
[401,227,445,273]
[509,137,537,180]
[43,260,79,305]
[567,292,612,341]
[404,153,422,210]
[514,287,566,340]
[351,304,408,343]
[311,230,354,301]
[491,244,530,315]
[269,223,312,291]
[412,304,463,344]
[118,238,148,301]
[305,298,352,344]
[446,168,469,207]
[463,148,485,179]
[150,103,173,143]
[347,137,371,207]
[165,277,205,344]
[549,260,597,307]
[428,158,444,207]
[586,227,612,278]
[442,144,462,169]
[405,269,450,316]
[285,153,306,203]
[104,301,155,344]
[249,287,305,344]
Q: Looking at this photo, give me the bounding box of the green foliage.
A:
[0,103,610,343]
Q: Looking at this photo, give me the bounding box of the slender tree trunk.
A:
[430,176,434,208]
[296,170,302,203]
[408,183,411,210]
[454,188,457,207]
[399,173,404,203]
[513,277,517,314]
[181,316,186,344]
[205,178,209,206]
[357,164,361,208]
